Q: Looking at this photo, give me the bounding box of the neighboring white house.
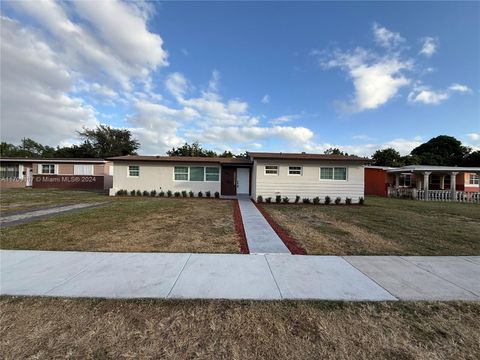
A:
[108,152,369,202]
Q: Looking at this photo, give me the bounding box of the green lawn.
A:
[262,196,480,255]
[1,297,478,360]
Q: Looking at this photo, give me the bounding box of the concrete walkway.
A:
[0,203,104,227]
[237,196,290,254]
[1,250,479,301]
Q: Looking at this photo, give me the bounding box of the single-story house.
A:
[108,152,369,202]
[0,157,113,190]
[365,165,480,201]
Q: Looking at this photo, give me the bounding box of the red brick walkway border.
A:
[233,200,249,254]
[253,201,307,255]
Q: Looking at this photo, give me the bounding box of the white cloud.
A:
[261,94,270,104]
[467,133,480,141]
[408,83,471,105]
[372,23,405,48]
[165,72,189,99]
[321,48,412,112]
[269,114,301,125]
[352,134,374,141]
[419,37,438,57]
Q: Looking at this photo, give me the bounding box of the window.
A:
[41,164,55,174]
[0,164,19,178]
[174,166,188,181]
[288,166,302,176]
[74,164,94,175]
[190,167,205,181]
[128,165,139,177]
[205,167,220,181]
[265,165,278,175]
[320,167,347,181]
[399,174,411,187]
[469,174,479,185]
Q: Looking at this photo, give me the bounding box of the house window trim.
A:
[73,164,94,176]
[0,164,21,179]
[127,165,140,178]
[39,164,57,175]
[173,166,221,182]
[205,166,220,182]
[319,167,348,181]
[173,166,190,182]
[264,165,279,175]
[469,173,479,185]
[288,165,303,176]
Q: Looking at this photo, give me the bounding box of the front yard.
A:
[1,190,241,253]
[262,196,480,255]
[1,297,478,359]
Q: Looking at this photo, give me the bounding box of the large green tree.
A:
[167,142,244,158]
[0,138,55,158]
[372,148,404,167]
[77,125,139,158]
[410,135,470,166]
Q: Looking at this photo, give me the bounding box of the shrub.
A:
[174,191,181,197]
[265,197,272,203]
[282,196,289,204]
[150,190,157,197]
[345,197,352,205]
[143,190,149,196]
[136,190,142,196]
[116,189,124,196]
[324,196,331,205]
[257,195,263,203]
[159,190,165,197]
[130,190,136,196]
[359,197,365,205]
[205,191,211,198]
[302,198,311,204]
[295,195,300,203]
[181,190,187,197]
[167,190,172,197]
[214,191,220,199]
[189,190,194,197]
[198,191,203,197]
[275,195,282,204]
[335,197,341,205]
[313,196,320,205]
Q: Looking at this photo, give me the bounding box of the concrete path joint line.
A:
[264,255,284,299]
[166,253,192,298]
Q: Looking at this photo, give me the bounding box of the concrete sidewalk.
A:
[1,250,479,301]
[237,196,290,254]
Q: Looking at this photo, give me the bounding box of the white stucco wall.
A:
[111,161,221,195]
[253,159,365,202]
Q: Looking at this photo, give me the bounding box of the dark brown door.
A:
[221,167,236,195]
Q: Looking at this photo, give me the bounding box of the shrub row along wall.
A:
[256,195,364,205]
[115,189,220,198]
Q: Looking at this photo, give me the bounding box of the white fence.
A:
[388,187,480,203]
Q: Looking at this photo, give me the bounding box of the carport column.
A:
[450,172,458,201]
[423,172,431,201]
[395,173,400,188]
[440,175,445,190]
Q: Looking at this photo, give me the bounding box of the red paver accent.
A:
[233,200,249,254]
[253,201,307,255]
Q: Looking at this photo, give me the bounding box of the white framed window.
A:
[469,173,479,185]
[320,167,347,181]
[40,164,56,174]
[128,165,140,177]
[74,164,94,175]
[174,166,189,181]
[205,167,220,181]
[0,164,19,178]
[265,165,278,175]
[288,166,302,176]
[399,174,412,187]
[189,166,205,181]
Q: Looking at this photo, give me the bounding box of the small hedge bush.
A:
[174,192,181,197]
[282,196,289,204]
[159,190,165,197]
[275,195,282,204]
[205,191,211,198]
[345,197,352,205]
[167,190,172,197]
[198,191,203,197]
[335,197,342,205]
[143,190,149,197]
[136,190,142,196]
[313,196,320,205]
[181,190,187,197]
[130,190,136,196]
[150,190,157,197]
[295,195,300,203]
[302,198,311,204]
[359,197,365,205]
[257,195,263,203]
[214,191,220,198]
[189,190,194,197]
[265,197,272,203]
[324,196,331,205]
[116,189,127,196]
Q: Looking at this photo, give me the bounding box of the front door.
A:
[237,168,249,194]
[221,167,236,195]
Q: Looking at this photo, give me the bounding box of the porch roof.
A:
[387,165,480,174]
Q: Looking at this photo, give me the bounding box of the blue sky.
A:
[1,1,479,155]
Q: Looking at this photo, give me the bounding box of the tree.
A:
[77,125,139,158]
[0,138,55,158]
[167,141,217,157]
[463,150,480,166]
[410,135,470,166]
[324,148,345,155]
[372,148,403,167]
